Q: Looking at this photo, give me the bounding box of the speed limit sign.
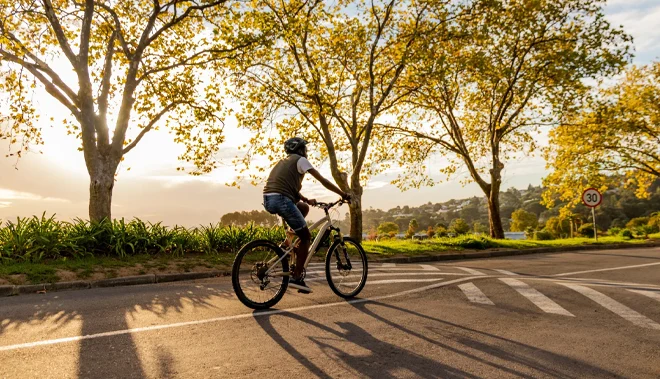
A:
[581,188,602,208]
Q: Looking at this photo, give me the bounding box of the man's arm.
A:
[308,169,348,198]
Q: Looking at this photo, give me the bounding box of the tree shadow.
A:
[0,280,235,378]
[254,299,620,378]
[350,301,620,378]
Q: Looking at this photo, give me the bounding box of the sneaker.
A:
[288,277,312,294]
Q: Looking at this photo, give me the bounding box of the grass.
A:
[363,235,647,257]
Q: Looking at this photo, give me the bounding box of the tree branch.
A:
[42,0,78,66]
[122,101,183,154]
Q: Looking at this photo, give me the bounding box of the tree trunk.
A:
[348,188,363,243]
[88,159,118,222]
[487,193,505,239]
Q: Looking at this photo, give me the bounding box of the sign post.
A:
[581,188,602,241]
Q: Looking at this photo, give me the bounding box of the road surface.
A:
[1,246,659,378]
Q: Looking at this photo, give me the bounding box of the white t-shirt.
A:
[297,157,314,174]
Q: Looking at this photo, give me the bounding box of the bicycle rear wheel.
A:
[325,237,368,298]
[232,240,289,309]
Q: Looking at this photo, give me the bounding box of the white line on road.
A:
[420,264,440,271]
[457,267,486,276]
[458,283,494,305]
[628,289,660,303]
[0,276,485,353]
[381,263,396,268]
[306,272,446,282]
[493,269,518,276]
[561,283,660,330]
[553,262,660,277]
[358,278,443,286]
[500,278,574,316]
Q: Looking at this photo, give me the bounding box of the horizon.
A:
[1,0,659,227]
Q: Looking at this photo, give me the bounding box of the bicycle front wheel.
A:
[232,240,289,310]
[325,237,368,298]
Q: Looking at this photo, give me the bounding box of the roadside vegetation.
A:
[1,214,656,285]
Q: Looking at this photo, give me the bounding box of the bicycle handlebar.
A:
[313,198,350,210]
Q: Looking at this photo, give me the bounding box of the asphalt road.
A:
[1,246,659,378]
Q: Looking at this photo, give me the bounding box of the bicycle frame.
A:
[264,207,341,276]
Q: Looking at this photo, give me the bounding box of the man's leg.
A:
[293,227,311,279]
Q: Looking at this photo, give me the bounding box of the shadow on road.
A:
[0,281,234,378]
[254,299,619,378]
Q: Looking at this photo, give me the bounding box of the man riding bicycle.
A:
[263,137,350,294]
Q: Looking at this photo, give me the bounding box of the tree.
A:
[377,222,399,236]
[0,0,247,221]
[545,216,571,238]
[543,62,660,214]
[510,209,538,232]
[449,218,470,235]
[426,226,435,238]
[390,0,631,238]
[405,219,419,239]
[221,0,470,242]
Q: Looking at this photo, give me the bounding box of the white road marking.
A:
[553,262,660,277]
[562,283,660,330]
[500,278,574,316]
[457,267,486,276]
[0,276,485,353]
[381,263,396,268]
[628,289,660,303]
[523,277,660,291]
[420,264,440,271]
[458,283,494,305]
[306,272,446,282]
[358,278,443,286]
[493,269,518,276]
[304,267,461,275]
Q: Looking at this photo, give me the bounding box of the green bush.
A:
[578,224,596,237]
[440,235,494,249]
[619,229,633,239]
[449,218,471,235]
[533,230,554,241]
[608,227,622,236]
[626,217,649,229]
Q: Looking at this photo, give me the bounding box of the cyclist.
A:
[263,137,350,294]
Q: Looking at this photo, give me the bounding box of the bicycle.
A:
[231,198,368,310]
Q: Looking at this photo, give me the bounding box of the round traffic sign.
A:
[581,188,602,208]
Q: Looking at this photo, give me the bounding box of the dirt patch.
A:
[55,270,78,282]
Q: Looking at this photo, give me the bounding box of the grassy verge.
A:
[363,235,648,257]
[0,234,654,286]
[0,254,236,286]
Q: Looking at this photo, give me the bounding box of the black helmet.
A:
[284,137,308,157]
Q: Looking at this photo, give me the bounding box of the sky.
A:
[1,0,659,227]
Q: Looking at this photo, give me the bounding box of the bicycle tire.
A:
[325,237,368,298]
[232,240,289,310]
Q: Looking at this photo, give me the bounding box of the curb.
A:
[2,241,658,298]
[156,271,224,283]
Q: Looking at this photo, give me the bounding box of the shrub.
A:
[619,229,633,239]
[377,222,399,236]
[426,227,435,238]
[578,223,597,237]
[608,227,622,236]
[434,226,448,238]
[449,218,471,235]
[533,230,555,241]
[626,217,649,229]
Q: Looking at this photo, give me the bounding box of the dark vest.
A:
[263,154,305,202]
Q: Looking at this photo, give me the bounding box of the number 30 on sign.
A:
[582,188,602,208]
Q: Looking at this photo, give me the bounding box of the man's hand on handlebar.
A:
[306,198,318,206]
